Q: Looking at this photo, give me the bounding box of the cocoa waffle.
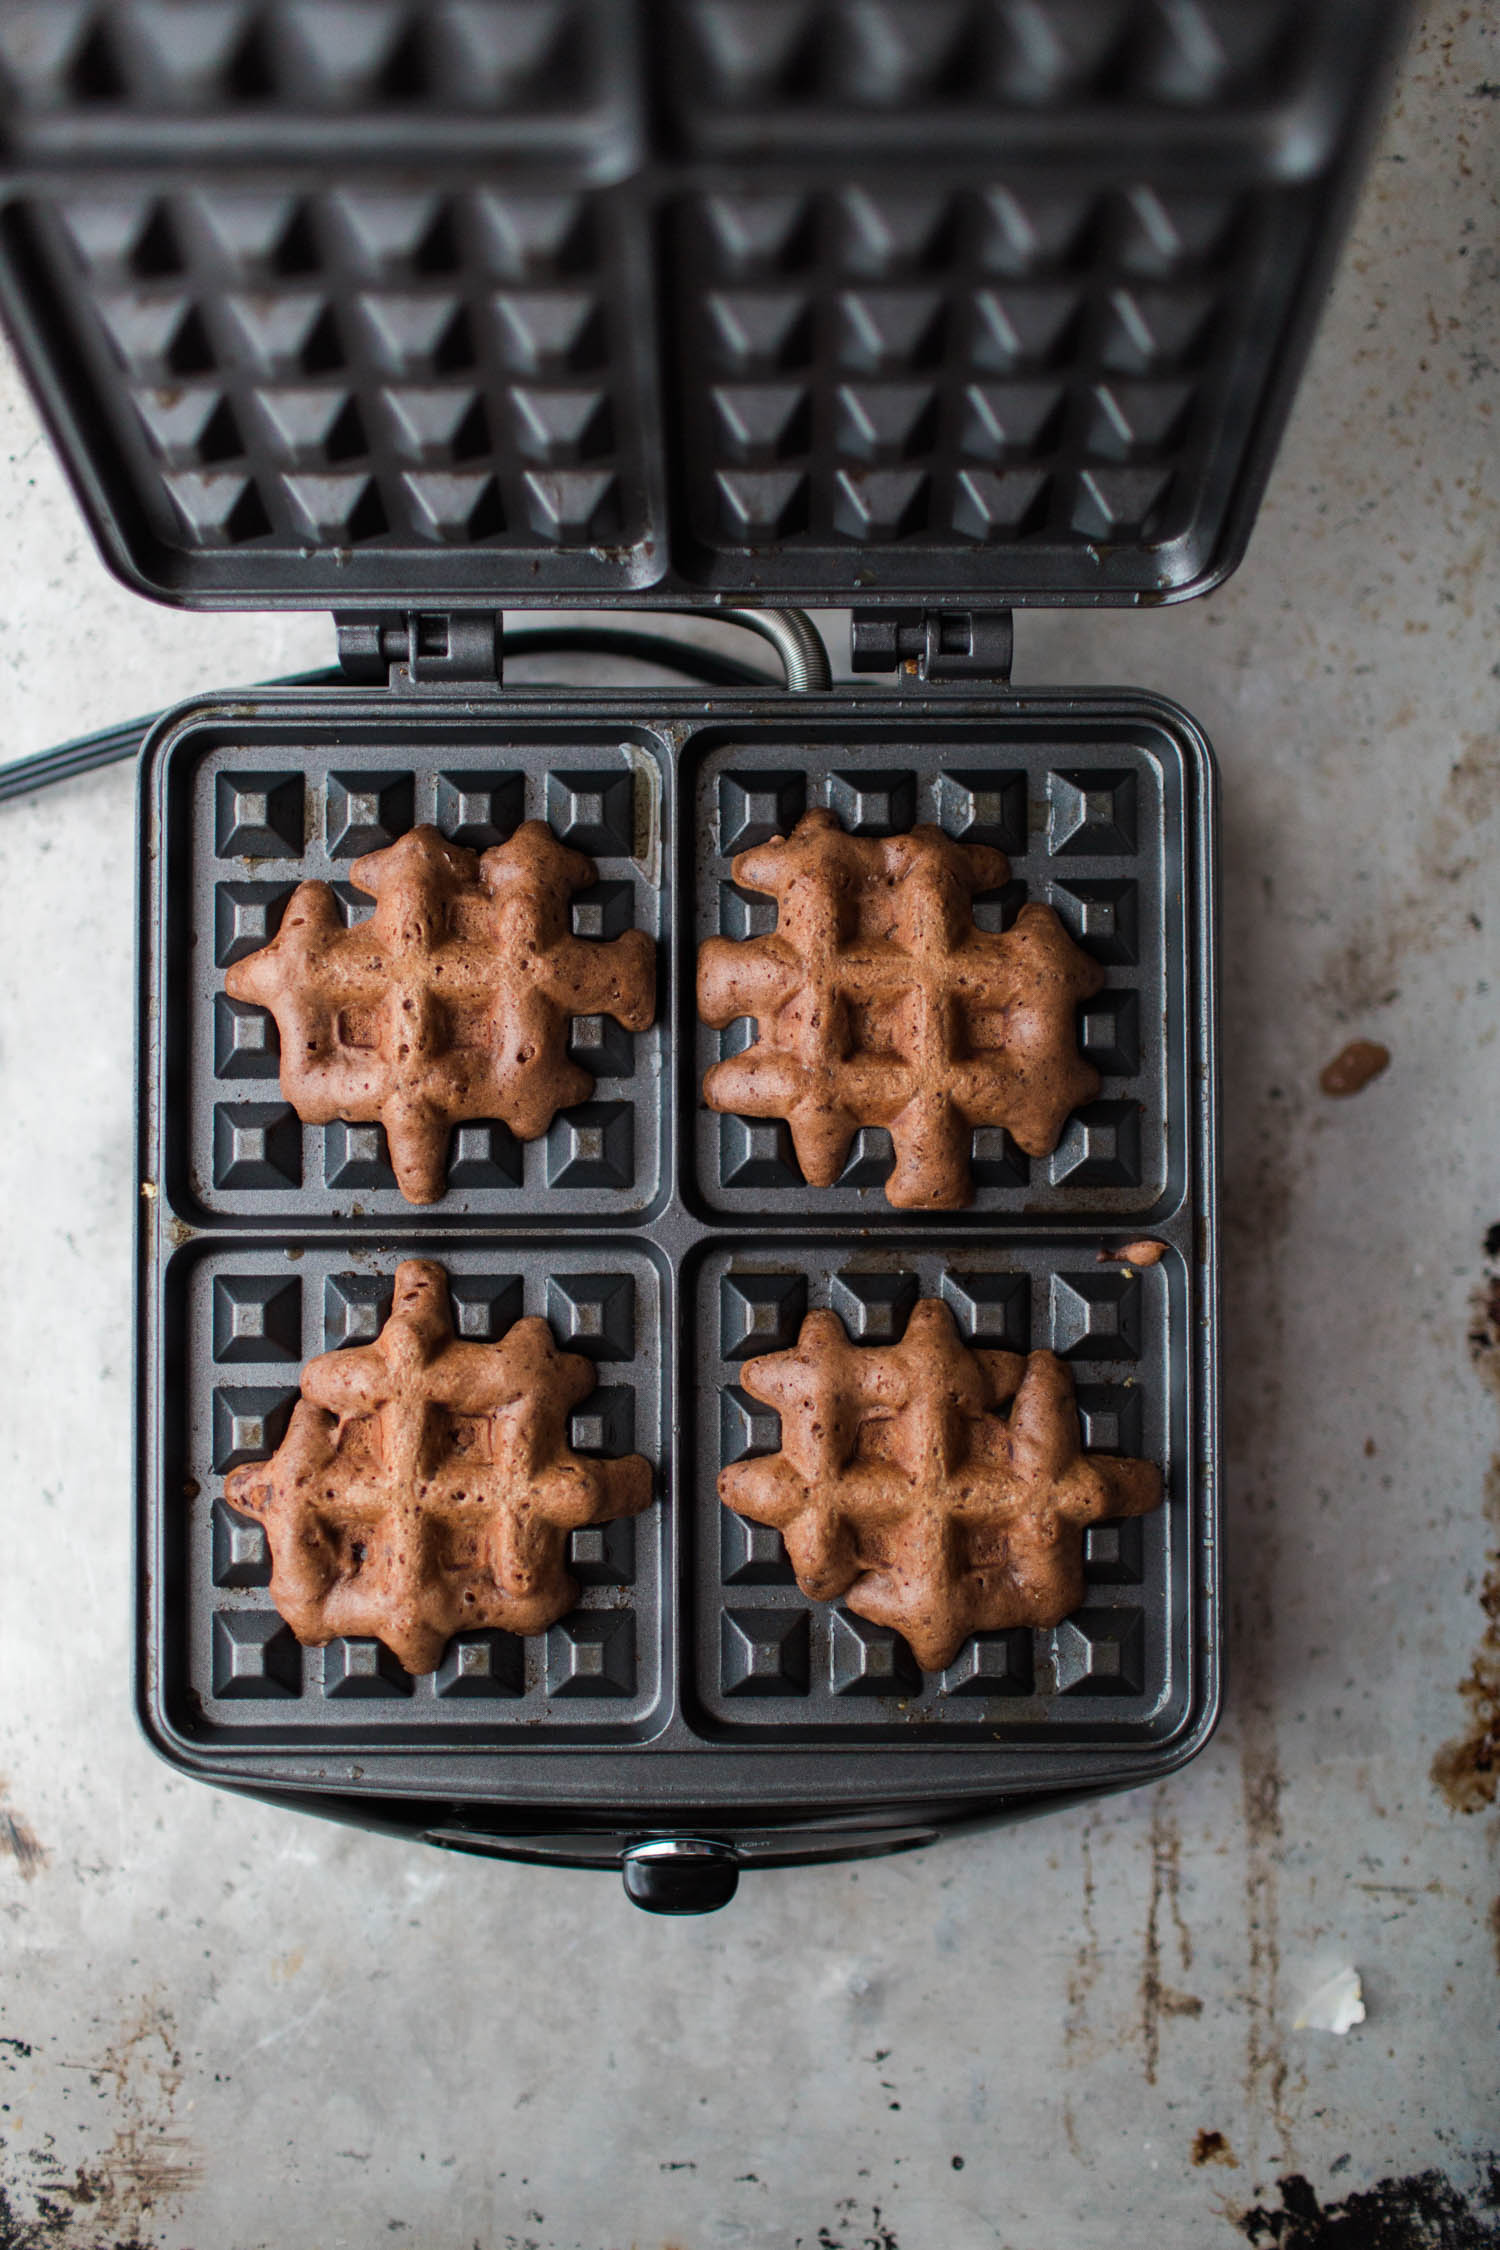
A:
[720,1295,1162,1671]
[226,820,655,1204]
[696,808,1102,1210]
[223,1258,654,1675]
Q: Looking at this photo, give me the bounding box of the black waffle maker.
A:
[0,0,1404,1913]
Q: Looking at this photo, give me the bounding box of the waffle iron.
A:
[0,0,1405,1912]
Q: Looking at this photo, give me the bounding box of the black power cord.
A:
[0,623,789,807]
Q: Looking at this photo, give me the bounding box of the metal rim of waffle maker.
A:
[0,0,1409,1911]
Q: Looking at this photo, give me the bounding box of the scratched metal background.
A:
[0,4,1497,2244]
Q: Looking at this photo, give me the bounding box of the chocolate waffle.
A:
[226,821,656,1204]
[720,1296,1162,1672]
[696,808,1103,1210]
[223,1259,654,1675]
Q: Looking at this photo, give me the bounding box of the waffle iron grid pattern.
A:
[147,702,1207,1766]
[0,0,1393,604]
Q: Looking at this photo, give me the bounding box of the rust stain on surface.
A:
[1317,1039,1391,1098]
[1062,1817,1099,2065]
[1141,1796,1201,2085]
[0,1779,46,1881]
[1192,2128,1239,2169]
[1432,1237,1500,1818]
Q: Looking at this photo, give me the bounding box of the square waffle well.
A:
[687,725,1176,1223]
[687,1240,1187,1742]
[141,692,1215,1801]
[168,1238,666,1748]
[179,726,667,1224]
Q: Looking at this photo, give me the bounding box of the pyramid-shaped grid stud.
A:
[1101,286,1216,373]
[523,464,621,542]
[212,1275,301,1363]
[434,770,524,849]
[969,1125,1030,1189]
[718,881,778,940]
[937,769,1027,852]
[324,1271,395,1350]
[568,1013,635,1079]
[95,292,213,381]
[132,384,241,467]
[1048,1101,1143,1188]
[281,472,386,545]
[213,993,279,1079]
[325,770,414,855]
[324,1120,396,1191]
[721,1511,796,1587]
[837,289,944,372]
[701,191,812,275]
[1051,1610,1146,1696]
[721,1608,810,1697]
[719,1114,801,1188]
[721,1383,783,1466]
[706,289,810,371]
[174,459,266,544]
[252,387,365,467]
[837,1127,894,1188]
[833,467,928,541]
[216,772,303,858]
[1047,878,1139,964]
[546,1614,636,1698]
[212,1103,301,1191]
[211,1385,296,1471]
[719,765,809,850]
[827,768,917,833]
[493,290,604,374]
[445,1121,525,1190]
[379,386,488,463]
[1084,1513,1146,1583]
[471,188,596,280]
[715,468,809,544]
[1080,991,1140,1076]
[836,185,954,277]
[939,1269,1029,1350]
[323,1638,413,1698]
[1129,2,1286,104]
[215,882,294,966]
[220,292,342,379]
[1070,466,1175,541]
[711,383,808,462]
[1084,380,1195,460]
[829,1610,920,1697]
[328,188,454,276]
[835,382,936,461]
[1048,770,1137,856]
[960,380,1066,458]
[1048,1270,1144,1361]
[511,386,612,464]
[971,286,1080,371]
[570,880,636,940]
[721,1270,807,1359]
[976,185,1097,276]
[952,468,1050,541]
[685,0,822,102]
[568,1385,635,1455]
[569,1517,637,1585]
[1076,1381,1146,1456]
[939,1631,1035,1697]
[434,1632,524,1698]
[193,190,319,280]
[830,1269,917,1343]
[404,470,505,543]
[545,768,635,856]
[544,1102,634,1189]
[212,1612,300,1699]
[1114,187,1239,277]
[211,1497,272,1590]
[445,1274,524,1341]
[545,1273,635,1360]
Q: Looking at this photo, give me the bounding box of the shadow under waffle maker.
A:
[0,0,1406,1912]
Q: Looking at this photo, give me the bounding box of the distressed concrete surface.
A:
[0,7,1497,2247]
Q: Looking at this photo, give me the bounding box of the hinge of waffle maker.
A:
[850,608,1014,685]
[335,611,502,690]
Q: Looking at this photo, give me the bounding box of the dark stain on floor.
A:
[1434,1232,1500,1814]
[1236,2163,1500,2248]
